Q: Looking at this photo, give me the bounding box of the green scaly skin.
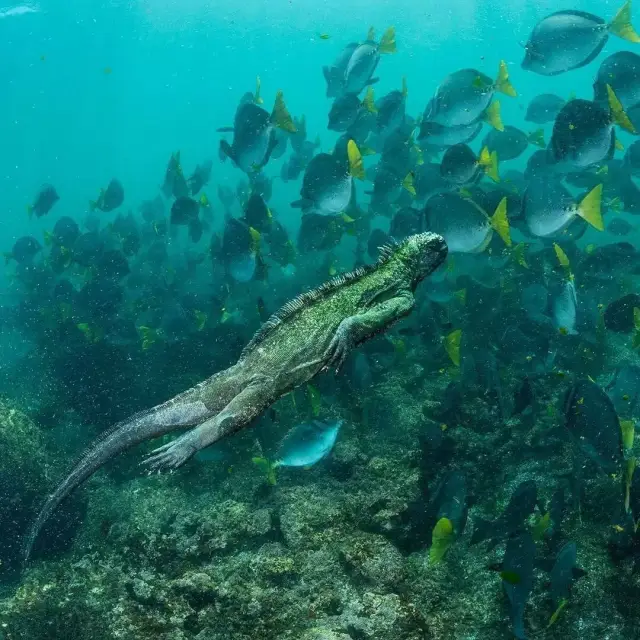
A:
[23,232,446,565]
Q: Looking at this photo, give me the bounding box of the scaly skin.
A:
[23,232,446,564]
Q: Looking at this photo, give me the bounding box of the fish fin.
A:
[219,140,235,165]
[616,138,625,151]
[609,0,640,42]
[621,419,635,452]
[367,77,380,86]
[291,199,312,209]
[607,84,637,133]
[254,75,264,105]
[360,145,377,156]
[366,26,375,41]
[216,126,235,133]
[347,139,365,180]
[271,91,297,133]
[362,86,377,114]
[429,517,454,565]
[402,171,416,196]
[401,76,408,97]
[490,197,511,247]
[252,457,277,485]
[528,128,546,148]
[478,146,500,182]
[378,26,396,54]
[43,230,53,246]
[444,328,462,367]
[26,204,33,219]
[483,100,504,132]
[494,60,517,97]
[576,184,604,231]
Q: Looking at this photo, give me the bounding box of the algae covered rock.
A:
[0,400,58,574]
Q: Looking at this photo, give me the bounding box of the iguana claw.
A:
[323,319,354,372]
[142,435,197,472]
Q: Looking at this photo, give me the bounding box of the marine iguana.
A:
[23,232,447,563]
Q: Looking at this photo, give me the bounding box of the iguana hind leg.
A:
[143,374,277,471]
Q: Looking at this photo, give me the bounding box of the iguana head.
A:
[396,232,448,283]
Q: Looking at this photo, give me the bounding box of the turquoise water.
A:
[1,0,630,240]
[4,1,640,638]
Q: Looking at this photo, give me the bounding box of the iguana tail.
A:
[23,393,212,566]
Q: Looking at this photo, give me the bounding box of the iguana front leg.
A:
[324,290,415,371]
[143,374,276,471]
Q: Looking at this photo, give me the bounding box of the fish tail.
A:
[490,197,511,246]
[362,86,377,114]
[527,128,546,148]
[252,456,278,485]
[576,184,604,231]
[483,100,504,132]
[347,139,365,180]
[378,26,396,54]
[494,60,517,97]
[478,146,500,182]
[254,75,264,105]
[609,0,640,42]
[606,84,637,133]
[271,91,297,133]
[402,171,416,196]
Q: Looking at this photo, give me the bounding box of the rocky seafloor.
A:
[1,331,640,640]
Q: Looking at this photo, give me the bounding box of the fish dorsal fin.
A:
[240,236,408,358]
[272,91,297,133]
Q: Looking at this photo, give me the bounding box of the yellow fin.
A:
[616,138,626,151]
[194,309,207,331]
[547,599,569,629]
[531,512,551,541]
[252,457,277,485]
[366,26,375,41]
[478,146,500,182]
[362,86,377,114]
[512,242,529,268]
[621,419,636,453]
[596,164,609,175]
[429,517,454,564]
[490,197,511,247]
[528,128,546,148]
[576,184,604,231]
[360,145,377,156]
[249,226,261,254]
[138,326,158,350]
[607,84,637,133]
[272,91,297,133]
[378,26,396,54]
[445,329,462,367]
[402,171,416,196]
[307,383,321,417]
[454,288,467,305]
[553,242,571,271]
[495,60,517,97]
[254,76,264,105]
[609,0,640,42]
[347,139,365,180]
[625,457,637,512]
[483,100,504,132]
[401,76,408,97]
